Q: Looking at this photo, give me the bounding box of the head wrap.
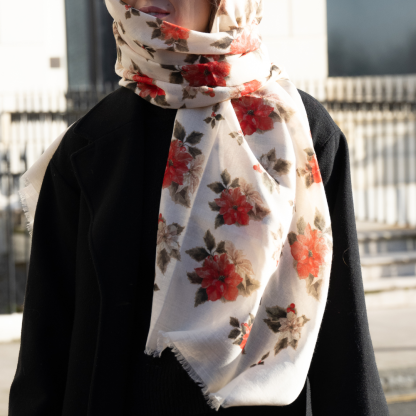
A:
[21,0,333,409]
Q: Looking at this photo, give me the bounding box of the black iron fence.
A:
[0,88,114,314]
[0,76,416,314]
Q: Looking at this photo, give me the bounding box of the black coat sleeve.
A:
[9,154,80,415]
[308,130,389,415]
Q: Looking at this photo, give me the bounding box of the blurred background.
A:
[0,0,415,414]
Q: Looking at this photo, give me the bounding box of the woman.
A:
[9,1,388,415]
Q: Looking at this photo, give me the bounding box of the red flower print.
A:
[182,61,231,87]
[240,323,252,351]
[232,96,275,136]
[160,22,190,41]
[133,75,166,99]
[163,140,193,188]
[215,188,253,226]
[195,254,243,302]
[202,87,215,97]
[290,224,329,279]
[241,80,262,96]
[286,303,296,314]
[309,156,322,184]
[230,25,261,55]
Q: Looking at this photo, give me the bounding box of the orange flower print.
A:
[288,211,331,301]
[309,155,322,184]
[239,323,252,350]
[290,224,328,279]
[230,24,261,55]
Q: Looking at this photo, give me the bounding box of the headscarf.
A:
[20,0,333,410]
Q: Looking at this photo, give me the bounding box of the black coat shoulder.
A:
[298,89,341,149]
[51,88,145,188]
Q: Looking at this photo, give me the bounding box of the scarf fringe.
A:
[144,332,224,411]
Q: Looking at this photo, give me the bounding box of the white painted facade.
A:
[0,0,67,94]
[261,0,328,81]
[0,0,327,95]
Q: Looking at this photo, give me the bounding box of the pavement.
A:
[0,342,19,416]
[0,307,415,416]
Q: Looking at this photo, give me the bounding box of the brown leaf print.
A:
[113,22,127,47]
[239,178,271,221]
[156,214,185,274]
[229,131,244,146]
[133,40,156,58]
[120,1,140,19]
[257,149,292,194]
[227,314,255,354]
[225,241,260,297]
[250,351,270,368]
[264,303,310,356]
[210,36,234,50]
[204,104,225,129]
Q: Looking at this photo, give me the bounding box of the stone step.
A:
[361,251,416,280]
[358,227,416,255]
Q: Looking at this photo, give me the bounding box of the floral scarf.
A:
[21,0,333,410]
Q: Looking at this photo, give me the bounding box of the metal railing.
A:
[0,89,112,313]
[0,75,415,313]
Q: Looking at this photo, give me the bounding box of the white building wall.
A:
[0,0,327,93]
[0,0,67,94]
[261,0,328,81]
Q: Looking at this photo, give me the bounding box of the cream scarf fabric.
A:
[20,0,333,410]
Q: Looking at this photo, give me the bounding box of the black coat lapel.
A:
[70,90,147,415]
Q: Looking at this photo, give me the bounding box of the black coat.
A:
[9,87,388,416]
